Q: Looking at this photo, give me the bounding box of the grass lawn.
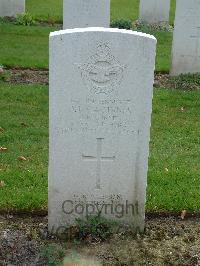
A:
[0,0,176,71]
[26,0,176,25]
[0,24,56,69]
[0,82,199,211]
[0,23,172,71]
[0,82,48,210]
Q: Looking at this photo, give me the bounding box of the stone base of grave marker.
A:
[48,28,156,235]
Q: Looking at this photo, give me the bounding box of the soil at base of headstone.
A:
[0,214,199,265]
[2,68,200,90]
[4,68,49,85]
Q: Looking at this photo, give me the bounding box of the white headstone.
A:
[0,0,25,17]
[63,0,110,29]
[48,28,156,234]
[171,0,200,76]
[139,0,170,24]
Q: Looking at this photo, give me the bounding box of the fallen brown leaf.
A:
[0,181,5,188]
[0,147,8,152]
[181,210,187,220]
[0,127,4,132]
[17,156,27,161]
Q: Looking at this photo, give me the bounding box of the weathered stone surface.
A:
[139,0,170,24]
[171,0,200,75]
[63,0,110,29]
[48,28,156,233]
[0,0,25,17]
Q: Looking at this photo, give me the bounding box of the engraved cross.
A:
[82,138,115,189]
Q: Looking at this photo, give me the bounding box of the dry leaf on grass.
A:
[17,156,27,161]
[0,181,5,188]
[181,210,187,220]
[0,147,8,152]
[0,127,4,132]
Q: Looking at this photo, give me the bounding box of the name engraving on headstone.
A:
[54,97,135,135]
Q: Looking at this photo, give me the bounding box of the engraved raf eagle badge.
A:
[77,43,125,95]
